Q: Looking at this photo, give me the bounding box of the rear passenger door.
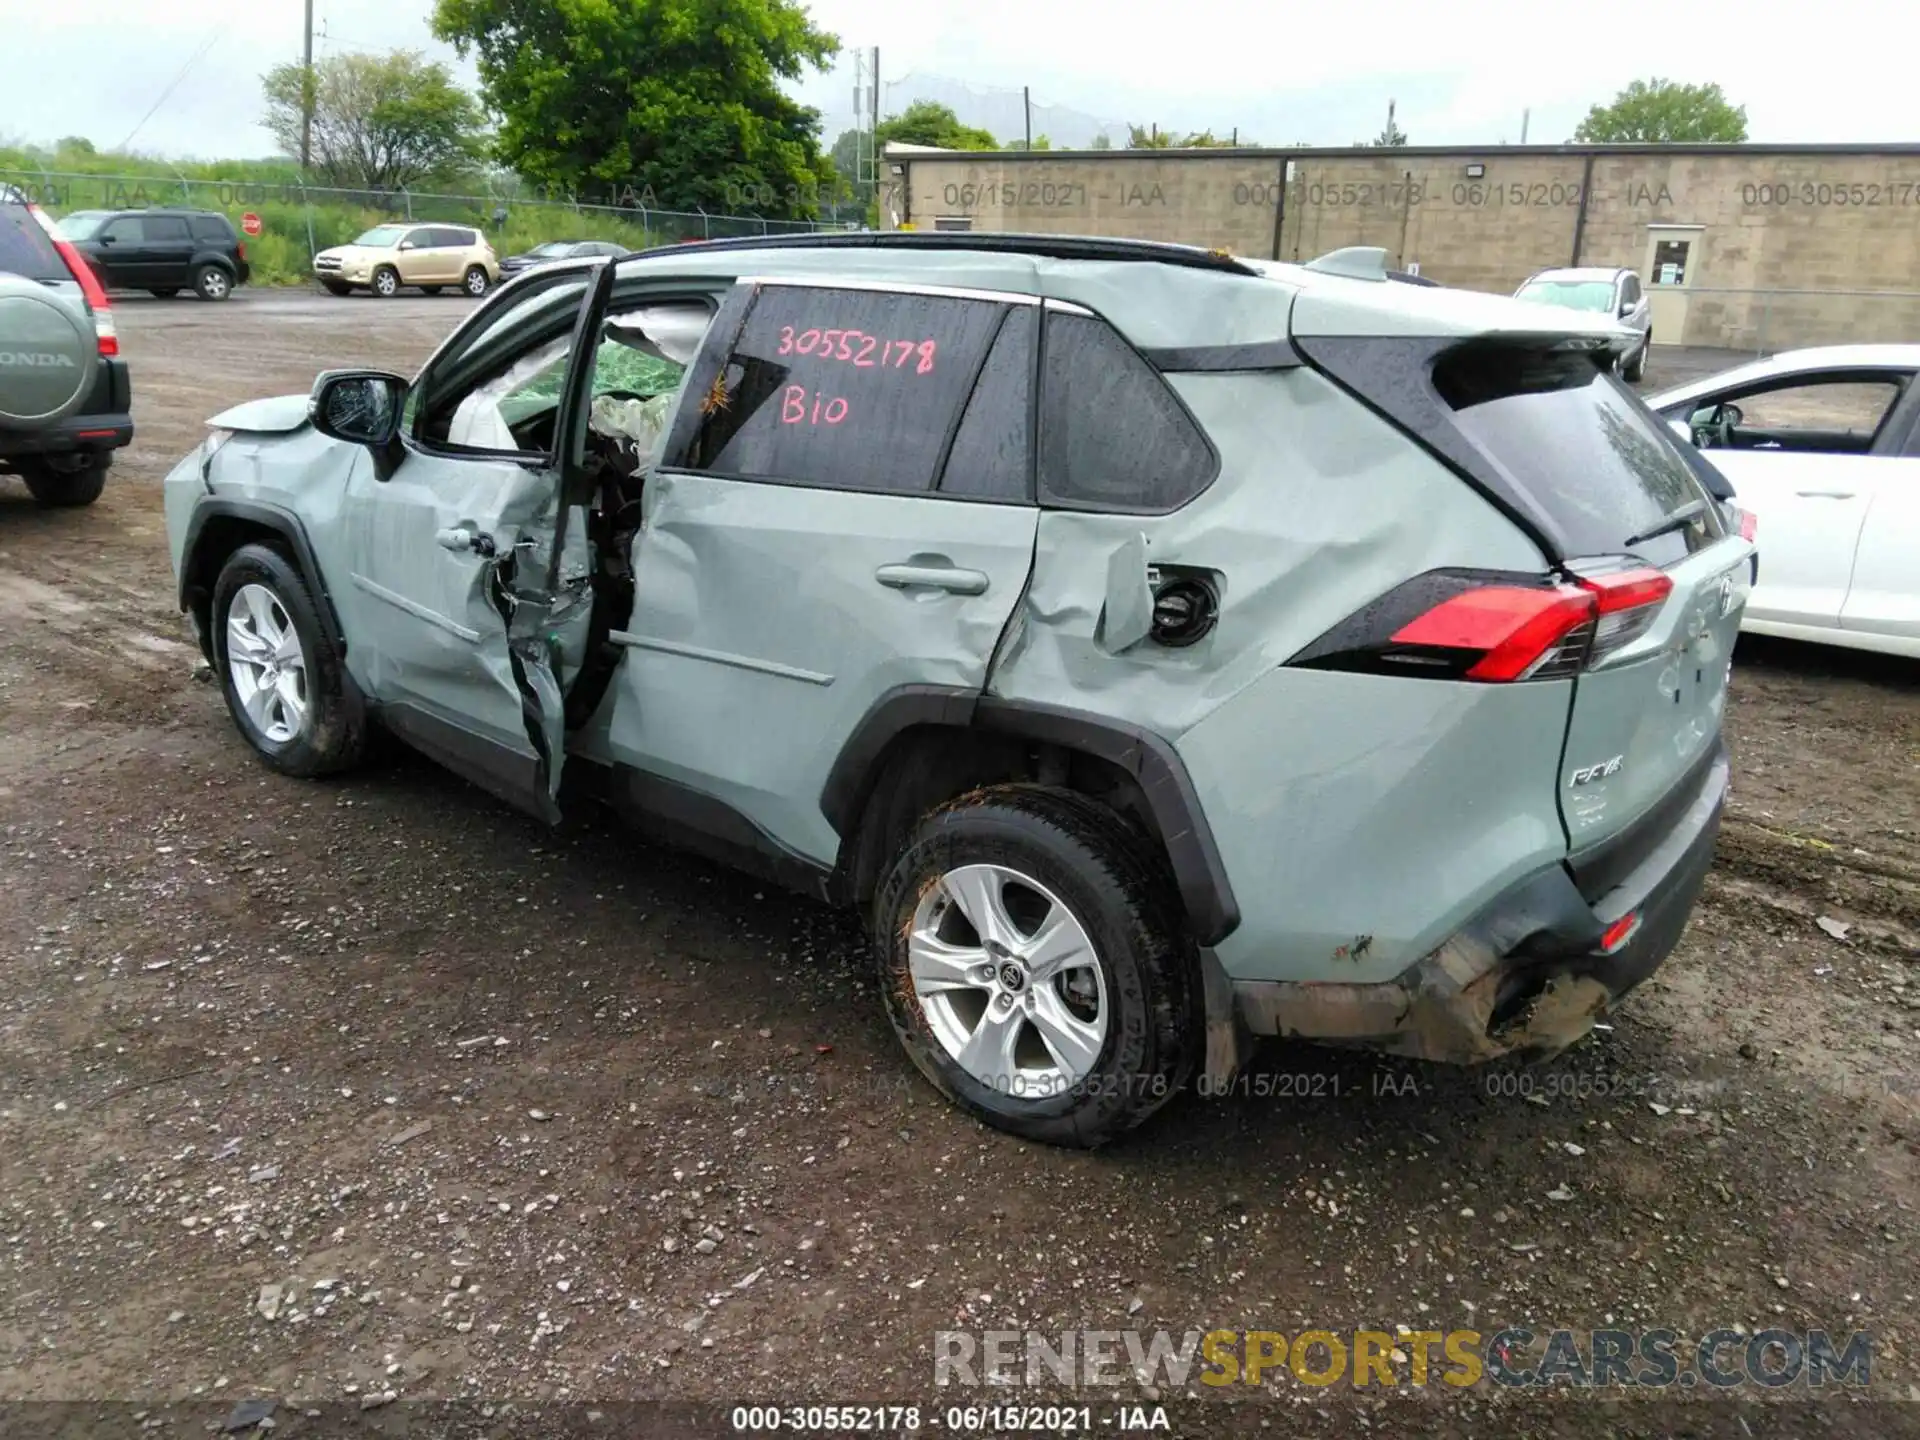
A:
[607,278,1041,868]
[141,214,195,287]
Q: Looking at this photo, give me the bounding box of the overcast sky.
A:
[3,0,1912,164]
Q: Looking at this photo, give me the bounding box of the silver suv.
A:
[161,235,1752,1147]
[1515,266,1653,381]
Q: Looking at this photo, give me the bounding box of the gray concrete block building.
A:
[880,143,1920,352]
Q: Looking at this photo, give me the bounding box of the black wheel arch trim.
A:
[179,498,346,660]
[819,686,1242,947]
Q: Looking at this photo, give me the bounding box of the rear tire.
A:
[193,264,233,301]
[872,785,1196,1148]
[371,266,400,299]
[463,266,490,297]
[211,543,366,778]
[18,454,109,508]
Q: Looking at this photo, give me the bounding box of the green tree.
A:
[1358,100,1407,147]
[875,100,996,151]
[1006,134,1052,151]
[1573,78,1747,143]
[263,50,484,190]
[1089,133,1114,150]
[431,0,840,218]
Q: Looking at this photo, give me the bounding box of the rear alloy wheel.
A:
[463,266,490,297]
[873,785,1195,1148]
[18,453,110,508]
[193,264,232,301]
[371,266,400,299]
[211,544,366,777]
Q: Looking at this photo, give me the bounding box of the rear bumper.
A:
[0,360,133,461]
[1231,742,1728,1064]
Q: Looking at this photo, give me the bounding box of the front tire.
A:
[18,453,109,508]
[872,785,1195,1148]
[1624,342,1648,384]
[193,264,232,301]
[463,265,490,297]
[211,544,366,778]
[371,266,400,299]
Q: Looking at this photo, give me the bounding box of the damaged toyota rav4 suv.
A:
[162,234,1751,1148]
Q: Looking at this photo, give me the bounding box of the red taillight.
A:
[31,204,118,357]
[1294,565,1675,683]
[1728,504,1757,542]
[1392,585,1597,682]
[1600,912,1640,952]
[236,240,247,261]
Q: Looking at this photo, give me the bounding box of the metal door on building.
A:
[1644,225,1705,345]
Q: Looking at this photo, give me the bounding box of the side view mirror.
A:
[398,240,416,251]
[310,370,408,477]
[1618,300,1635,317]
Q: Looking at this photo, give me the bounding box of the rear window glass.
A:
[0,203,72,282]
[145,216,191,241]
[684,284,1007,495]
[940,305,1035,501]
[1434,342,1717,565]
[191,214,233,240]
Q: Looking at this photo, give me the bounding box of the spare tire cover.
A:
[0,273,95,428]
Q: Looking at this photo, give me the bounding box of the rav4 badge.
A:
[1569,755,1625,787]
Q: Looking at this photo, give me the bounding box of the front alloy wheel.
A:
[225,582,309,745]
[210,543,366,777]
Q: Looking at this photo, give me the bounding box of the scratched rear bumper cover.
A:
[1231,746,1728,1064]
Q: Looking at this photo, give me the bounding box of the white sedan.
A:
[1648,345,1920,659]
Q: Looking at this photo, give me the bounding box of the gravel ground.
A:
[1,300,1917,1438]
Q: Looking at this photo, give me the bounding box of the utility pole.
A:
[1023,86,1031,150]
[299,0,314,171]
[1520,108,1530,144]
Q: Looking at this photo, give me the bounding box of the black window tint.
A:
[1434,341,1716,565]
[145,216,191,241]
[940,305,1035,501]
[1037,311,1216,511]
[0,202,70,282]
[102,216,144,243]
[444,228,477,248]
[191,214,232,241]
[686,285,1007,494]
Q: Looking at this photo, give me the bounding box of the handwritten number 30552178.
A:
[777,326,937,374]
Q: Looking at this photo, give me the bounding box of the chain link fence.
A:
[1,169,863,284]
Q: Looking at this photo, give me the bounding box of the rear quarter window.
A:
[190,214,234,241]
[1037,309,1217,513]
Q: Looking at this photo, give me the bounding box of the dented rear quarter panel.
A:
[986,366,1572,987]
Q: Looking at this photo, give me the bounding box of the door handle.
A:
[436,526,497,557]
[875,562,989,596]
[1794,490,1856,499]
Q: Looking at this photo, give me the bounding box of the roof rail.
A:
[616,230,1262,276]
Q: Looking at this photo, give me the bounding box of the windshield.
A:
[351,225,407,247]
[55,211,110,241]
[527,241,574,257]
[1516,280,1616,313]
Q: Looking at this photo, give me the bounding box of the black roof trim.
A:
[895,141,1920,162]
[619,230,1262,276]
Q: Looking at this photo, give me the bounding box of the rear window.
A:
[1433,341,1718,566]
[191,214,234,241]
[0,202,72,283]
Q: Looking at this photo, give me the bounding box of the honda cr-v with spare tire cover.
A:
[160,233,1752,1147]
[0,191,131,506]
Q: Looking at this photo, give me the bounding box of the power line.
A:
[118,31,224,151]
